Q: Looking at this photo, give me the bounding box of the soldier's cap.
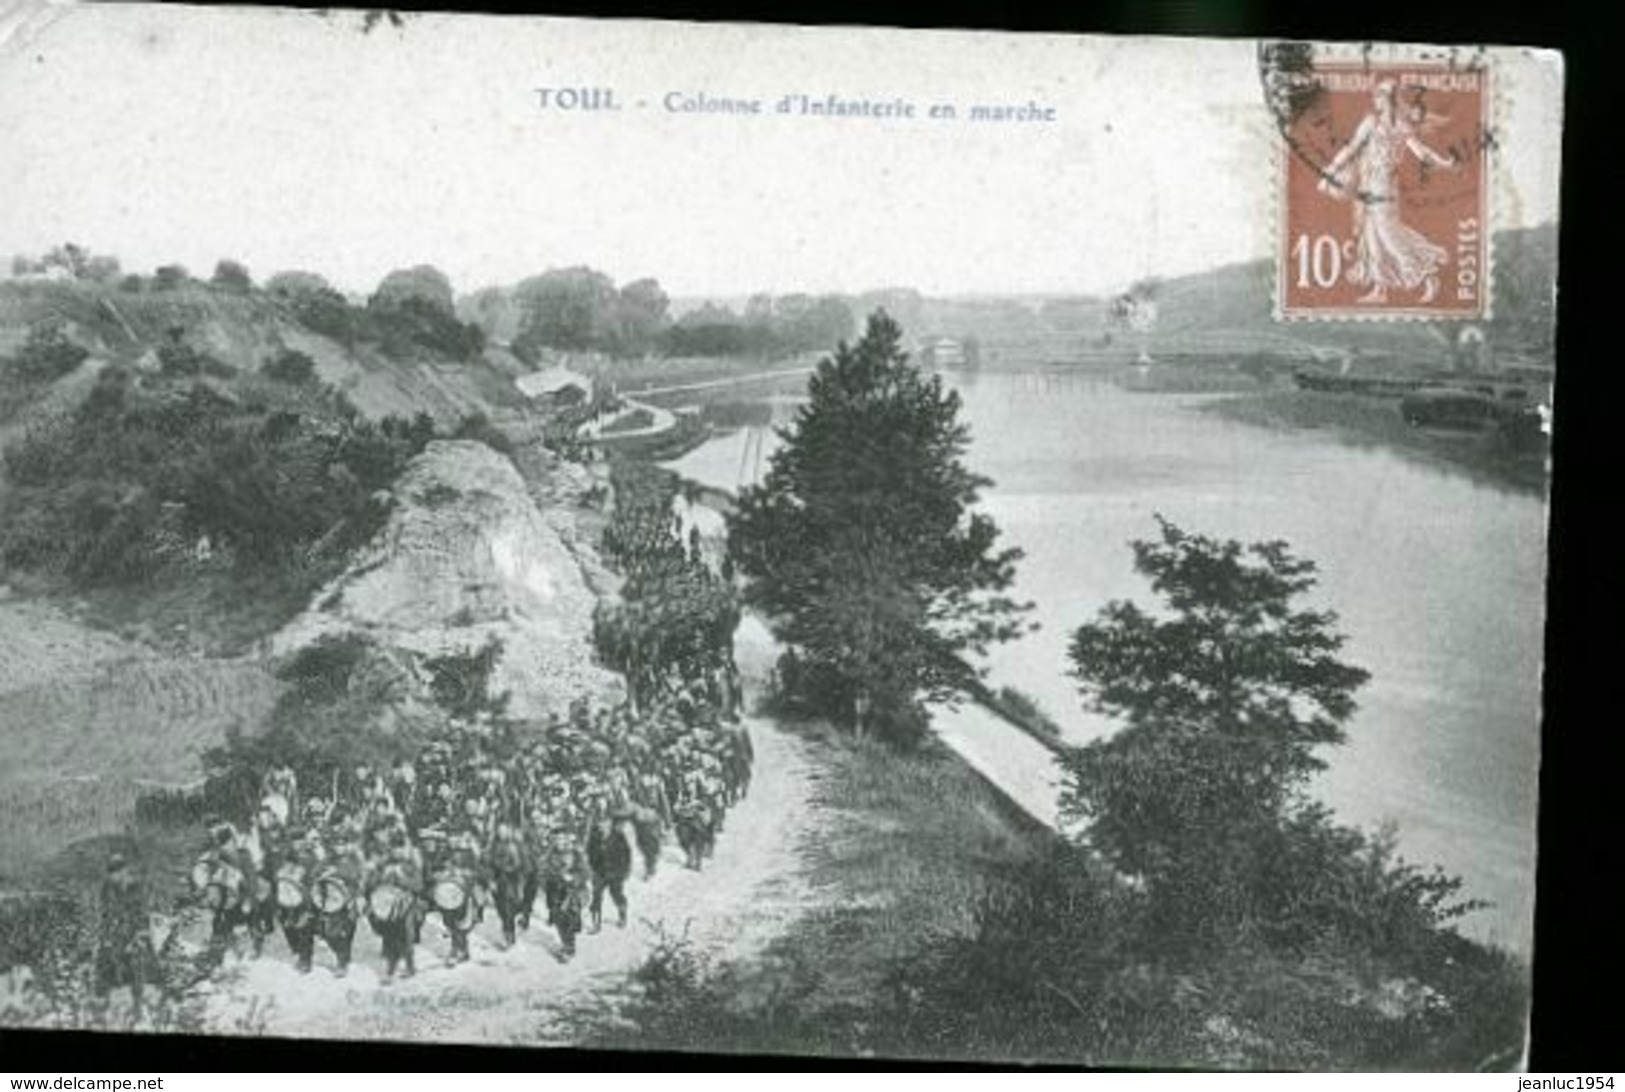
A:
[107,852,129,871]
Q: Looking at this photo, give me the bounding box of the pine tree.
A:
[727,311,1029,744]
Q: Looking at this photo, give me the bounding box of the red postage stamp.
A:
[1265,46,1492,320]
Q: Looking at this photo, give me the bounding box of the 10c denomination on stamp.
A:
[1264,44,1492,320]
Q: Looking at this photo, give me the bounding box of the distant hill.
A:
[1120,223,1558,367]
[752,224,1560,370]
[450,223,1559,376]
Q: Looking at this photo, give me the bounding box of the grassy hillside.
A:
[0,278,523,425]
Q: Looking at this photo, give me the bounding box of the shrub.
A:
[7,325,90,383]
[423,637,510,720]
[260,348,317,386]
[0,375,431,584]
[203,632,421,808]
[451,411,513,455]
[0,897,246,1034]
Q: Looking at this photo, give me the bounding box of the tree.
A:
[265,270,333,299]
[260,348,317,385]
[367,266,484,361]
[152,265,190,291]
[1059,517,1374,951]
[612,277,671,355]
[369,265,456,316]
[44,243,92,279]
[854,287,925,338]
[461,285,520,342]
[266,271,355,342]
[776,294,856,353]
[512,266,620,357]
[728,310,1028,744]
[211,259,253,292]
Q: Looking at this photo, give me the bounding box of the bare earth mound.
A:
[273,440,623,719]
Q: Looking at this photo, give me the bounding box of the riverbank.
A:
[1201,389,1549,496]
[551,698,1528,1068]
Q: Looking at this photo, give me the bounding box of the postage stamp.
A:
[1262,43,1493,320]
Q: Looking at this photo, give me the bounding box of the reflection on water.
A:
[668,368,1546,952]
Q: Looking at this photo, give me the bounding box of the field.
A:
[0,599,282,886]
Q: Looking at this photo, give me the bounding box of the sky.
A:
[0,4,1566,299]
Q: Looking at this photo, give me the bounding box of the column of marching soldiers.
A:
[187,687,754,982]
[179,462,750,984]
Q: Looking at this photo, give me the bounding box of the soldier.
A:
[433,827,487,966]
[254,799,290,876]
[327,822,367,886]
[277,827,327,973]
[462,791,496,846]
[722,660,743,722]
[725,721,754,801]
[95,853,153,1019]
[301,797,332,831]
[540,829,590,960]
[488,817,533,947]
[696,753,727,842]
[418,780,456,833]
[519,806,553,928]
[629,766,670,880]
[417,826,450,877]
[362,768,396,817]
[365,825,424,981]
[318,822,366,977]
[262,764,299,816]
[673,767,720,870]
[603,761,634,822]
[389,758,417,820]
[585,815,632,933]
[199,820,271,953]
[350,764,376,808]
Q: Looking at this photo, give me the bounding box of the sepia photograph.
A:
[0,6,1564,1070]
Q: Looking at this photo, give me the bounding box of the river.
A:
[666,367,1547,954]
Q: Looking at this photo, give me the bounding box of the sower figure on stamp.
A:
[1318,78,1460,305]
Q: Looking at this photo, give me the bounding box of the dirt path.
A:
[624,362,819,399]
[203,716,816,1046]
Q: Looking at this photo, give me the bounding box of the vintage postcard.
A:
[0,6,1561,1070]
